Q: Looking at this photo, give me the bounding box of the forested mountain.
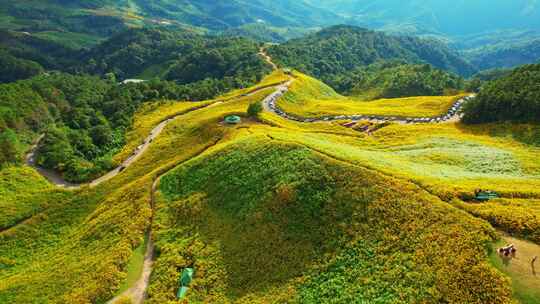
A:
[331,61,464,99]
[78,28,270,84]
[3,0,540,70]
[0,27,272,85]
[465,39,540,70]
[0,0,340,48]
[0,30,79,83]
[463,64,540,124]
[135,0,340,30]
[268,25,475,91]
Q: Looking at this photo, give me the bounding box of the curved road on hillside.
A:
[22,72,289,303]
[258,47,474,126]
[24,82,282,189]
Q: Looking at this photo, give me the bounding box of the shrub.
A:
[247,101,263,118]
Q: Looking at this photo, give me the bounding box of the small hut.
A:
[224,115,241,124]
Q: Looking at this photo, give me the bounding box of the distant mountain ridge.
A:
[2,0,540,71]
[466,39,540,70]
[307,0,540,37]
[0,0,342,47]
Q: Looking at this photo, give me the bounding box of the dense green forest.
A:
[0,27,273,182]
[466,39,540,70]
[327,61,464,98]
[0,0,340,48]
[0,30,78,83]
[0,28,271,85]
[78,28,270,83]
[0,71,270,182]
[267,25,476,92]
[463,64,540,124]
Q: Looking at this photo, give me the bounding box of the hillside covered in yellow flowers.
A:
[1,66,540,304]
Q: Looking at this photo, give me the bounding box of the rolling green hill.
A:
[2,4,540,303]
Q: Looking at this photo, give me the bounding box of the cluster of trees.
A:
[267,25,476,92]
[329,61,464,98]
[0,27,273,181]
[0,50,44,83]
[0,69,268,181]
[464,68,513,93]
[463,64,540,124]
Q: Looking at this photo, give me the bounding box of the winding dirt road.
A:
[23,70,289,303]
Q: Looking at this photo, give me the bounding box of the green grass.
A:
[148,135,513,303]
[0,75,281,303]
[0,166,54,230]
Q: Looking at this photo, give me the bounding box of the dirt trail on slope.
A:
[107,138,223,304]
[493,234,540,295]
[107,178,159,304]
[259,47,278,70]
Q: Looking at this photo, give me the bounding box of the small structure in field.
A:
[474,189,499,201]
[177,268,194,299]
[224,115,241,125]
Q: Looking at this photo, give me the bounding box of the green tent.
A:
[224,115,241,124]
[177,268,194,299]
[476,191,499,202]
[177,286,189,299]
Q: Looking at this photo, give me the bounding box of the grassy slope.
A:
[0,166,53,230]
[1,68,539,303]
[149,134,512,303]
[278,73,466,118]
[0,75,278,303]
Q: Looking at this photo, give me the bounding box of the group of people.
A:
[498,244,539,275]
[498,244,517,257]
